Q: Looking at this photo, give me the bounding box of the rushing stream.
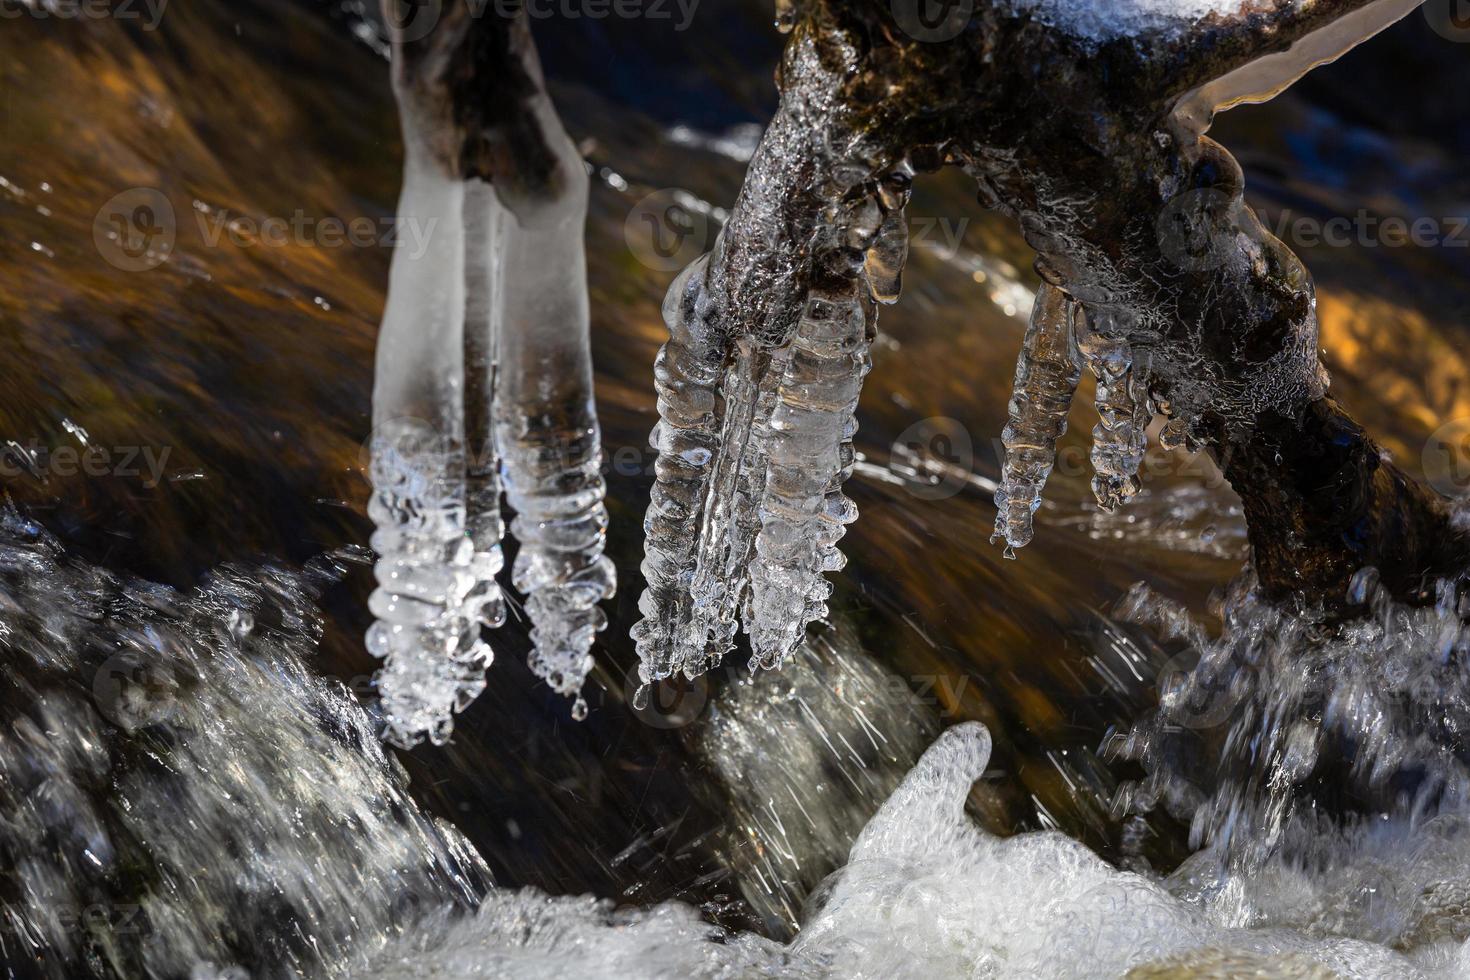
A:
[3,0,1470,977]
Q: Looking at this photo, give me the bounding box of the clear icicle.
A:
[632,255,727,684]
[462,181,508,634]
[993,282,1083,551]
[493,138,615,715]
[747,279,872,670]
[1078,309,1151,511]
[367,147,490,748]
[684,337,789,678]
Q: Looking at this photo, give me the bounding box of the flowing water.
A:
[2,1,1470,976]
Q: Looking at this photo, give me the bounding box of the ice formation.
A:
[1003,0,1251,42]
[366,19,613,745]
[633,30,912,687]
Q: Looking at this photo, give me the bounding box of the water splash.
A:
[0,511,487,978]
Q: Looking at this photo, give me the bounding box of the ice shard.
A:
[367,8,612,744]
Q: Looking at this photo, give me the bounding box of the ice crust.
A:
[1003,0,1251,41]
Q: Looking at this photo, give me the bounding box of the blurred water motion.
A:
[0,0,1468,949]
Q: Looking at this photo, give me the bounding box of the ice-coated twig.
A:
[633,33,871,687]
[634,131,905,686]
[992,281,1083,553]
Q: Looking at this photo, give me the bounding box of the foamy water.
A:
[367,724,1470,979]
[4,509,1468,979]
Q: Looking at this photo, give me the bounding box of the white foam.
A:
[367,724,1470,979]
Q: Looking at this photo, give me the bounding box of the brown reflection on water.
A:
[2,0,1468,939]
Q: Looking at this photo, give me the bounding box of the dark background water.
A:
[1,0,1468,940]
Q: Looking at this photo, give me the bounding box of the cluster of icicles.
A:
[366,159,615,746]
[994,279,1166,554]
[631,160,912,691]
[366,143,1171,740]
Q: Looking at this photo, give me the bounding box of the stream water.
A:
[2,1,1470,977]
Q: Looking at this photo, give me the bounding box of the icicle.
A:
[992,282,1083,551]
[367,146,490,748]
[631,255,728,684]
[633,42,894,684]
[493,147,615,713]
[747,279,873,670]
[1078,309,1151,511]
[462,181,508,634]
[682,336,790,677]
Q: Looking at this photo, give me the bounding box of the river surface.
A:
[1,1,1469,972]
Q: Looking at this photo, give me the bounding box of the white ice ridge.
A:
[367,131,613,746]
[366,723,1470,978]
[1003,0,1253,41]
